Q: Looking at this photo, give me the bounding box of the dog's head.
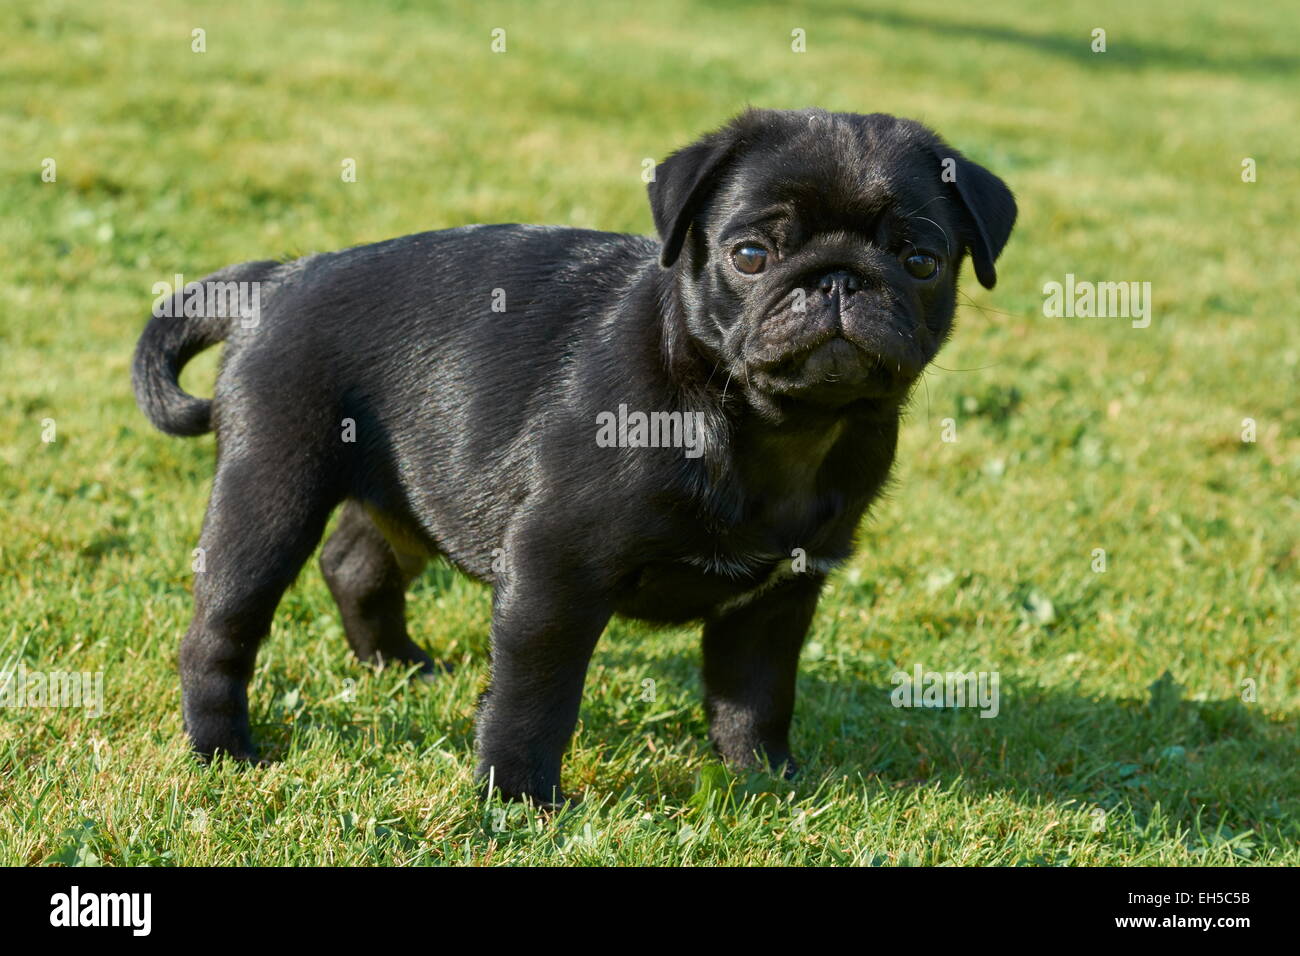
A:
[649,108,1016,408]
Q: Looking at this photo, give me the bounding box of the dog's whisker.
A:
[902,194,948,218]
[958,289,1019,319]
[704,357,724,391]
[928,360,1003,373]
[921,365,933,425]
[909,215,952,258]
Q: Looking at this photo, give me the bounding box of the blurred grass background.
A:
[0,0,1296,864]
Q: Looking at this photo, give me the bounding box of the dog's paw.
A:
[714,738,800,781]
[373,644,450,681]
[476,763,570,808]
[185,718,260,766]
[414,657,454,683]
[514,791,579,814]
[191,740,261,766]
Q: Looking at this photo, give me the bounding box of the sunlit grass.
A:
[0,0,1296,865]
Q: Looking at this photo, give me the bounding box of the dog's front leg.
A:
[475,551,614,805]
[701,572,826,777]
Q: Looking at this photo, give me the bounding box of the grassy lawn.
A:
[1,0,1296,865]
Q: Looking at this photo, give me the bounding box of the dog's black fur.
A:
[133,108,1015,803]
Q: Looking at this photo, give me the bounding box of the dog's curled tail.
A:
[132,260,279,436]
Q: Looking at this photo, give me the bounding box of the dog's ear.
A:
[935,148,1017,289]
[648,125,744,269]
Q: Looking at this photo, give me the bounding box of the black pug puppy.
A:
[133,107,1015,803]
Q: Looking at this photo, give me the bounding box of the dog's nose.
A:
[817,270,862,296]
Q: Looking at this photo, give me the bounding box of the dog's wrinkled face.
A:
[650,109,1017,409]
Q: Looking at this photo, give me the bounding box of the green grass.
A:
[1,0,1297,865]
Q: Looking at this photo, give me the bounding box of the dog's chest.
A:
[616,553,833,624]
[615,418,884,623]
[616,503,851,624]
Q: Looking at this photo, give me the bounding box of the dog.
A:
[133,107,1016,803]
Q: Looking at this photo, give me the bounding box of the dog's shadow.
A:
[570,638,1299,850]
[813,5,1298,77]
[249,618,1298,855]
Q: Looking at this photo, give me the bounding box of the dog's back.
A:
[134,224,655,441]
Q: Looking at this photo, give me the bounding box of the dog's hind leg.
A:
[180,456,340,762]
[319,501,435,674]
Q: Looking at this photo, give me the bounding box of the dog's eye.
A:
[903,252,939,280]
[731,244,768,275]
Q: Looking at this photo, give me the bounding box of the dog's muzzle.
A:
[747,269,925,403]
